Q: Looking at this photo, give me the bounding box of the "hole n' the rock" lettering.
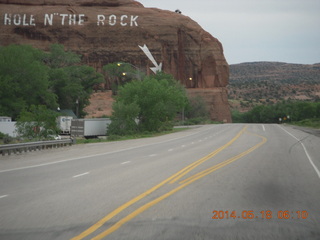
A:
[2,13,139,27]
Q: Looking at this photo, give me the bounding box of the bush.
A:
[109,72,187,135]
[0,132,13,144]
[158,121,174,132]
[16,105,59,140]
[107,135,121,141]
[107,101,140,136]
[183,117,207,125]
[293,118,320,129]
[233,101,320,123]
[231,110,245,123]
[185,95,210,120]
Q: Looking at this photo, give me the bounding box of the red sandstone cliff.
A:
[0,0,231,122]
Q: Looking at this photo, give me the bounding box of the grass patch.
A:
[291,118,320,129]
[175,118,222,126]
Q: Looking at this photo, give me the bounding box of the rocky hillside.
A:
[0,0,231,122]
[228,62,320,112]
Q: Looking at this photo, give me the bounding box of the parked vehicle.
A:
[70,118,111,138]
[57,116,73,134]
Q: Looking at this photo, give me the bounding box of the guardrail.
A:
[0,139,74,156]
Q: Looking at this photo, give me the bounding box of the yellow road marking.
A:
[91,183,187,240]
[179,133,267,185]
[71,126,262,240]
[91,131,267,240]
[169,126,247,184]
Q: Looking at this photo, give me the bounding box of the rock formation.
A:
[0,0,231,122]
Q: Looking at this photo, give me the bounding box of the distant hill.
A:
[228,62,320,112]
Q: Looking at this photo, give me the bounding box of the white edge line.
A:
[0,125,228,174]
[73,172,90,178]
[262,124,266,131]
[278,125,320,179]
[121,161,131,165]
[0,195,8,199]
[300,143,320,178]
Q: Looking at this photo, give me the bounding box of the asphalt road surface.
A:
[0,124,320,240]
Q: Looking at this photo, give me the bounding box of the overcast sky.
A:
[137,0,320,65]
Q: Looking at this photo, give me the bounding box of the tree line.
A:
[0,44,103,120]
[103,64,211,135]
[107,72,188,135]
[232,101,320,124]
[0,44,211,141]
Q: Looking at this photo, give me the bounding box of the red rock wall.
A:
[187,89,231,123]
[0,0,141,7]
[0,0,232,122]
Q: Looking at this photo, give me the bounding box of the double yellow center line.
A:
[71,126,267,240]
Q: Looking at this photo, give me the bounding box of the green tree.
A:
[44,44,81,68]
[50,65,103,116]
[0,44,103,119]
[111,72,187,133]
[291,102,315,121]
[0,45,57,119]
[103,62,144,95]
[259,105,276,123]
[231,110,245,123]
[107,101,140,136]
[16,105,59,140]
[235,101,319,123]
[47,45,103,117]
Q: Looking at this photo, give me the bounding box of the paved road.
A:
[0,124,319,240]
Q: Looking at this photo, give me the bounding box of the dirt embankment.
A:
[84,91,114,118]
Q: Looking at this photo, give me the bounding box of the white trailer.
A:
[71,118,111,138]
[0,122,17,137]
[57,116,73,134]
